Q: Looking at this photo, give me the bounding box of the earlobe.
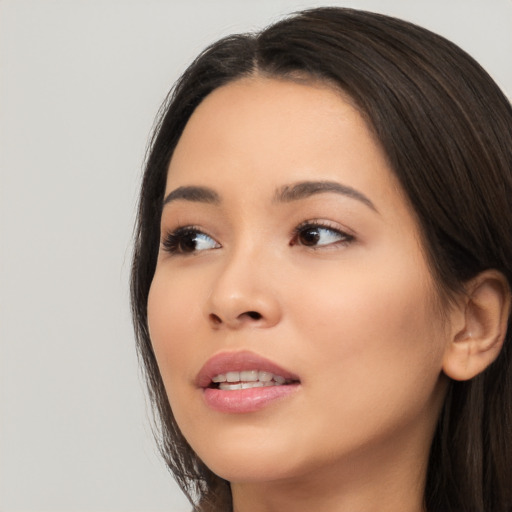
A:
[442,270,511,381]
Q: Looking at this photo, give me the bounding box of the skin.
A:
[147,77,458,512]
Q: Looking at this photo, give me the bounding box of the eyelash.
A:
[161,226,219,255]
[161,221,354,255]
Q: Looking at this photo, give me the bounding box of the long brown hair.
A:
[131,8,512,511]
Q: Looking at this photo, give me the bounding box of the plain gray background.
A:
[1,0,511,510]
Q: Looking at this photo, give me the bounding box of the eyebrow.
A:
[274,180,377,211]
[163,185,220,206]
[162,180,377,212]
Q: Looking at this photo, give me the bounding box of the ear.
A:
[442,270,511,381]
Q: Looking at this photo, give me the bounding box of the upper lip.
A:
[196,350,300,388]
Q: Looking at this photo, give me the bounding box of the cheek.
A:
[292,260,447,410]
[147,269,203,386]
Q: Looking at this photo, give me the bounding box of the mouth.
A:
[196,350,301,390]
[196,351,301,412]
[210,370,298,390]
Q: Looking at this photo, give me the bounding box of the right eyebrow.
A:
[163,186,220,206]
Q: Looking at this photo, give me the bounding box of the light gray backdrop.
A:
[1,0,511,510]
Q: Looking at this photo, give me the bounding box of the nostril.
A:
[208,310,264,326]
[209,313,222,325]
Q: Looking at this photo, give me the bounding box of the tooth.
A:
[258,371,273,382]
[219,382,242,390]
[212,374,226,383]
[226,371,240,383]
[240,370,258,382]
[274,375,286,385]
[240,381,264,389]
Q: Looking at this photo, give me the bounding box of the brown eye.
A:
[162,228,220,254]
[298,226,322,246]
[293,224,353,248]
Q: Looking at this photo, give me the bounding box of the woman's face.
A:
[147,77,451,487]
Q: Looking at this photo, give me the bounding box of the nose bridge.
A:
[205,240,281,328]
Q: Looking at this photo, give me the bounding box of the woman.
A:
[131,7,512,512]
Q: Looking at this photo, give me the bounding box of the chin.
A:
[190,426,308,483]
[206,456,302,485]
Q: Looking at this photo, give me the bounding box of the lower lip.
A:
[202,384,300,413]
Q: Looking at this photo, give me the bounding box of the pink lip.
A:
[196,350,301,414]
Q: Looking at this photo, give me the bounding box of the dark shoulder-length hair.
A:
[131,7,512,512]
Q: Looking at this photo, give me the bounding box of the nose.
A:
[204,249,282,330]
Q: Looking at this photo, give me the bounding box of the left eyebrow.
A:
[274,180,377,212]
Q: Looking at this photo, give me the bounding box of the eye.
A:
[162,227,220,255]
[291,222,354,248]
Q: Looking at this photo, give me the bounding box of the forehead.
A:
[166,76,403,211]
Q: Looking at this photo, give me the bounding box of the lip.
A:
[196,350,300,388]
[196,350,301,414]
